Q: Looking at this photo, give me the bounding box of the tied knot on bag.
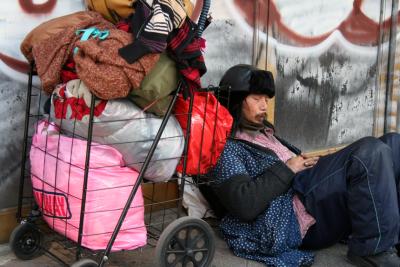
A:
[74,27,110,54]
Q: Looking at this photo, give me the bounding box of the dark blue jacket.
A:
[208,134,301,221]
[206,135,314,266]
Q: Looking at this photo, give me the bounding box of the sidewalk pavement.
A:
[0,231,353,267]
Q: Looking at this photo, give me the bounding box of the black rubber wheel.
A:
[71,258,98,267]
[155,216,215,267]
[9,223,43,260]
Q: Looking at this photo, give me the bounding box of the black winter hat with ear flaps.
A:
[218,64,275,121]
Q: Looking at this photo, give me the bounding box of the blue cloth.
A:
[220,192,313,267]
[74,27,109,54]
[294,134,400,256]
[211,140,314,266]
[211,140,278,185]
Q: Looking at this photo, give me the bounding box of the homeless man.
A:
[204,64,400,267]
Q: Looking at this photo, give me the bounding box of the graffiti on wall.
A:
[0,0,84,209]
[0,0,84,82]
[223,0,399,150]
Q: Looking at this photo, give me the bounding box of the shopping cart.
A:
[9,1,221,267]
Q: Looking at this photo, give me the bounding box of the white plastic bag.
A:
[50,80,185,181]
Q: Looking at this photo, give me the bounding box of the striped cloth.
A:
[119,0,187,63]
[167,18,207,98]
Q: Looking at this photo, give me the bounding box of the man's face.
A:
[241,94,269,124]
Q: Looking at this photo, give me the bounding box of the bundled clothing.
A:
[119,0,207,98]
[23,10,161,99]
[74,28,159,99]
[23,3,207,100]
[127,52,178,116]
[29,11,114,94]
[119,0,187,63]
[21,11,113,63]
[167,18,207,98]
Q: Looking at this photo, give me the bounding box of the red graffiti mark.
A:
[19,0,57,14]
[338,0,380,45]
[0,52,30,74]
[2,0,56,74]
[235,0,329,46]
[234,0,400,46]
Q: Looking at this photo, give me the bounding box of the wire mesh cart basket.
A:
[9,1,222,266]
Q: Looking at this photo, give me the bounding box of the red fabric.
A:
[167,18,207,98]
[235,128,295,163]
[116,20,131,32]
[174,92,233,175]
[292,194,316,238]
[60,70,79,83]
[60,59,78,83]
[168,20,190,50]
[53,85,107,121]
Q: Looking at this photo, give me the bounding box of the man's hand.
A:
[286,155,319,173]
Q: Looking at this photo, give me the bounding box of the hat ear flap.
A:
[249,70,275,98]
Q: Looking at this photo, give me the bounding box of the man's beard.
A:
[239,115,265,131]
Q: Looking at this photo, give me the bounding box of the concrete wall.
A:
[217,0,399,150]
[0,0,398,210]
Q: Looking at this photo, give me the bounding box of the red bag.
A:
[174,92,233,175]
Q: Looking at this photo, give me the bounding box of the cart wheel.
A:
[71,258,98,267]
[9,222,43,260]
[155,216,215,267]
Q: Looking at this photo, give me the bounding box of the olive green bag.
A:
[128,53,178,116]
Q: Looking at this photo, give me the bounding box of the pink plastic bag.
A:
[30,120,147,251]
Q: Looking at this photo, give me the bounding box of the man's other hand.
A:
[286,155,319,173]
